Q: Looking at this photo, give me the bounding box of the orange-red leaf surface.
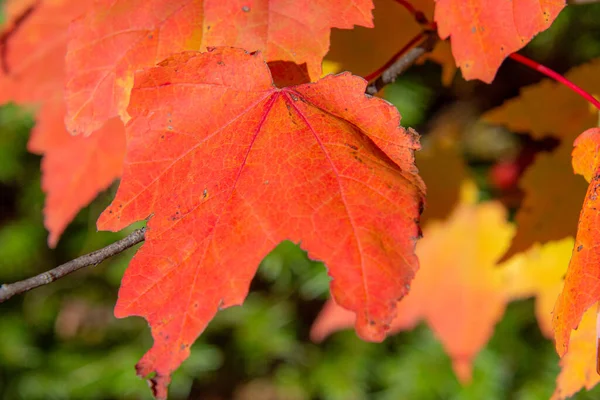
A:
[311,183,513,382]
[434,0,565,83]
[554,127,600,356]
[0,0,126,246]
[28,100,126,247]
[64,0,374,135]
[482,59,600,259]
[0,0,91,104]
[97,47,425,398]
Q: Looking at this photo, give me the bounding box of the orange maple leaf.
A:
[0,0,126,246]
[311,182,514,383]
[97,47,425,398]
[64,0,374,135]
[434,0,565,83]
[554,127,600,356]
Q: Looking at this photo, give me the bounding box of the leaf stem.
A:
[392,0,417,15]
[392,0,437,30]
[510,53,600,111]
[365,33,438,95]
[364,31,425,83]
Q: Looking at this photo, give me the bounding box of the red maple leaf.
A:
[0,0,126,246]
[28,100,126,247]
[553,127,600,356]
[435,0,565,82]
[97,47,424,398]
[64,0,374,135]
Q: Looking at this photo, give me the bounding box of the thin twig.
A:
[0,227,146,303]
[365,32,438,95]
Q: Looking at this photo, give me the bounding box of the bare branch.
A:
[0,227,146,303]
[366,33,439,96]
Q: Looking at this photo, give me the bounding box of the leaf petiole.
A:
[509,53,600,111]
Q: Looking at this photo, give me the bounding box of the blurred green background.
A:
[1,2,600,399]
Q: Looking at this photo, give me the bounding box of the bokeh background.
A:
[1,1,600,399]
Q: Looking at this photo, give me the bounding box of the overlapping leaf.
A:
[97,47,425,398]
[28,100,126,247]
[502,236,600,398]
[552,307,600,400]
[554,127,600,356]
[64,0,374,135]
[434,0,566,82]
[482,59,600,259]
[503,238,574,338]
[0,0,126,246]
[312,182,513,382]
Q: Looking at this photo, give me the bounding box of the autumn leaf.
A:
[503,237,574,338]
[484,59,600,142]
[28,100,126,247]
[0,0,126,246]
[482,59,600,260]
[552,307,600,400]
[0,0,91,103]
[64,0,374,135]
[434,0,565,83]
[499,234,600,398]
[415,104,471,222]
[553,127,600,356]
[312,182,514,383]
[97,47,425,398]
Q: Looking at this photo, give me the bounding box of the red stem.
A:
[510,53,600,111]
[393,0,417,15]
[364,32,425,82]
[392,0,437,30]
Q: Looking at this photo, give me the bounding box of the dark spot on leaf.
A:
[242,5,250,12]
[345,143,358,150]
[369,320,376,326]
[353,155,363,163]
[203,188,208,199]
[577,245,583,252]
[148,34,153,39]
[471,26,476,33]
